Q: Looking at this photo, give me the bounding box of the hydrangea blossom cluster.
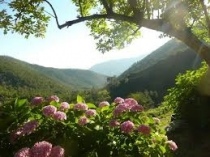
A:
[31,97,44,106]
[114,97,124,104]
[42,105,67,121]
[74,103,88,111]
[85,109,97,117]
[14,141,65,157]
[113,103,129,116]
[14,147,30,157]
[166,140,178,151]
[137,124,151,135]
[49,146,65,157]
[59,102,70,111]
[120,120,135,134]
[48,95,59,103]
[21,120,39,135]
[10,120,39,143]
[98,101,110,108]
[124,98,138,106]
[113,98,144,117]
[78,116,89,126]
[53,111,67,121]
[30,141,52,157]
[42,105,57,117]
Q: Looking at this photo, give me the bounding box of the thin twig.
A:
[43,0,61,29]
[44,10,55,18]
[59,13,135,29]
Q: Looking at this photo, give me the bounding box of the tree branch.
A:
[100,0,113,14]
[59,13,135,29]
[78,0,84,16]
[43,0,61,29]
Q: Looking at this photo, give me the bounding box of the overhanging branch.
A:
[59,13,135,29]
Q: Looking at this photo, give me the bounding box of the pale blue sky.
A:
[0,1,170,69]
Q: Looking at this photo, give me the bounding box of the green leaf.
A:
[50,101,60,107]
[87,103,96,109]
[158,145,166,154]
[15,98,27,108]
[77,95,84,103]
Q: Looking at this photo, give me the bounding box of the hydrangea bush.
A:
[0,95,177,157]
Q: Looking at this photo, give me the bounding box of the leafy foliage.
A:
[163,62,210,129]
[1,0,210,56]
[87,19,140,53]
[0,0,49,38]
[162,62,210,157]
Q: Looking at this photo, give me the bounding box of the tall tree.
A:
[1,0,210,65]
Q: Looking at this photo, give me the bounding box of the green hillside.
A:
[0,56,71,100]
[30,64,107,89]
[107,39,203,104]
[0,56,107,100]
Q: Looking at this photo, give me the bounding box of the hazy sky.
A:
[0,1,170,69]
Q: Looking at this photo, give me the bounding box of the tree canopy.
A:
[1,0,210,65]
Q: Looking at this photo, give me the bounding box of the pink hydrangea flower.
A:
[49,146,65,157]
[85,109,97,117]
[98,101,110,108]
[78,116,89,126]
[137,124,151,135]
[109,119,120,128]
[42,105,57,117]
[30,141,52,157]
[124,98,138,109]
[113,103,129,117]
[53,111,67,121]
[130,104,144,112]
[120,120,135,134]
[59,102,70,111]
[48,95,59,103]
[74,103,88,111]
[10,127,25,143]
[10,120,39,142]
[31,97,44,106]
[166,140,178,151]
[114,97,124,104]
[22,120,39,135]
[14,147,30,157]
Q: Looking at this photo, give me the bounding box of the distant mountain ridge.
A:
[120,39,189,78]
[89,55,145,76]
[108,39,203,104]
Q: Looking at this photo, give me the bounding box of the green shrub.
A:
[163,62,210,129]
[0,95,177,157]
